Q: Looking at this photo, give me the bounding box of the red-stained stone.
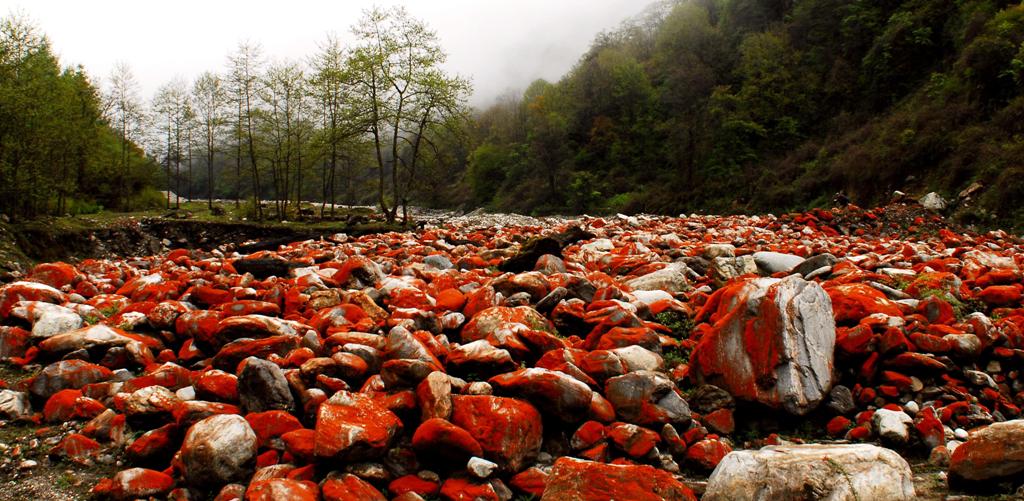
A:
[321,473,386,501]
[606,422,660,457]
[915,406,945,449]
[439,477,502,501]
[450,395,543,472]
[412,417,484,463]
[571,420,607,450]
[125,423,178,465]
[949,420,1024,485]
[542,457,697,501]
[434,288,466,311]
[826,416,853,437]
[703,408,735,435]
[281,428,316,462]
[0,281,66,318]
[313,391,402,461]
[827,283,903,323]
[49,433,101,461]
[684,438,732,471]
[29,262,80,288]
[44,389,106,422]
[389,475,441,497]
[977,285,1022,305]
[0,326,31,360]
[245,410,303,447]
[195,370,240,402]
[461,306,556,342]
[509,467,548,497]
[245,479,319,501]
[92,468,175,500]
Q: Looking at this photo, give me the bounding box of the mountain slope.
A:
[464,0,1024,230]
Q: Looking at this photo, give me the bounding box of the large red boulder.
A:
[541,457,697,501]
[314,390,403,461]
[691,275,835,415]
[450,395,543,472]
[949,419,1024,486]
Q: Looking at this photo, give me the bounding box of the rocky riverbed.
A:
[0,202,1022,500]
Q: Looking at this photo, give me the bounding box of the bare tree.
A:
[228,42,264,219]
[192,71,226,209]
[106,62,143,210]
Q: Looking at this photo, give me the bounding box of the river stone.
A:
[949,419,1024,486]
[238,357,295,413]
[625,263,690,293]
[752,252,805,275]
[181,414,257,488]
[691,275,835,415]
[704,444,916,501]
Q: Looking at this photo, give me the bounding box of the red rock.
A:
[917,296,956,325]
[321,473,386,501]
[703,408,735,435]
[221,300,281,318]
[213,335,301,370]
[281,428,316,462]
[489,368,594,422]
[49,433,101,461]
[0,326,31,360]
[313,390,402,461]
[827,283,902,323]
[435,288,466,311]
[826,416,853,437]
[461,306,556,342]
[915,406,944,449]
[0,281,65,318]
[195,370,240,402]
[92,468,174,500]
[29,359,113,399]
[246,410,303,447]
[607,422,660,457]
[439,477,502,501]
[949,419,1024,485]
[412,417,484,462]
[125,423,178,465]
[835,325,874,355]
[29,262,80,288]
[43,389,106,422]
[542,457,697,501]
[684,438,732,471]
[450,395,543,472]
[389,475,441,497]
[509,467,548,497]
[82,410,127,443]
[571,420,607,450]
[977,285,1022,306]
[245,479,318,501]
[691,276,835,416]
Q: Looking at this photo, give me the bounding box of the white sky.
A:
[2,0,647,107]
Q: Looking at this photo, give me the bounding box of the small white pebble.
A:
[954,428,969,441]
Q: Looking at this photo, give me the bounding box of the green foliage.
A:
[462,0,1024,225]
[0,14,157,220]
[662,346,691,369]
[654,310,695,339]
[130,187,169,211]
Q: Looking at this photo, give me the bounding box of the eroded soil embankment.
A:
[0,218,403,275]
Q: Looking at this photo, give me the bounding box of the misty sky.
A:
[2,0,648,107]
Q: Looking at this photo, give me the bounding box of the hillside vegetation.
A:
[464,0,1024,229]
